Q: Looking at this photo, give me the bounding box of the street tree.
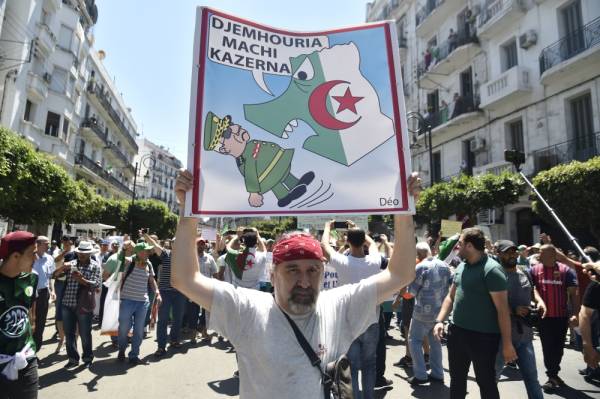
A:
[532,157,600,243]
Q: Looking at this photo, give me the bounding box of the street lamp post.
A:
[407,111,434,187]
[128,153,155,235]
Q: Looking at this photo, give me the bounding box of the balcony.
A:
[415,0,465,37]
[35,23,56,56]
[106,142,130,166]
[479,66,532,110]
[420,95,481,132]
[75,154,134,197]
[539,17,600,85]
[533,133,600,174]
[80,118,107,146]
[86,82,139,152]
[473,161,514,176]
[477,0,526,40]
[27,72,48,102]
[417,31,480,87]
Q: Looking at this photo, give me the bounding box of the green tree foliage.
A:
[416,172,525,225]
[0,127,178,236]
[0,126,76,224]
[248,217,297,239]
[532,157,600,242]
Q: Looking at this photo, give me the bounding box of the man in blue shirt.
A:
[407,242,452,384]
[31,236,55,351]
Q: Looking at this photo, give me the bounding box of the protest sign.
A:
[186,7,412,217]
[440,220,463,238]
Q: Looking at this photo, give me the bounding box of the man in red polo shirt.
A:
[529,244,579,392]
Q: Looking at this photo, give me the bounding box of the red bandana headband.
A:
[272,234,323,266]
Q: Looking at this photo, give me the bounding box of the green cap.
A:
[203,112,232,151]
[133,242,154,254]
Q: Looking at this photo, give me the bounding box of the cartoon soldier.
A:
[204,112,315,208]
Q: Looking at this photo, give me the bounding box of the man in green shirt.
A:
[0,231,39,399]
[433,228,516,399]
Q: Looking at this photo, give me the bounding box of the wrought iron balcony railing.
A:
[75,154,134,197]
[80,118,107,143]
[533,132,600,173]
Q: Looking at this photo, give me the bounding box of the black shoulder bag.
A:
[281,310,353,399]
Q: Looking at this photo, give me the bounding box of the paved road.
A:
[37,307,600,398]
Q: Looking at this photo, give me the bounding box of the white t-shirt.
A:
[322,263,338,290]
[327,252,382,286]
[260,252,273,283]
[198,253,218,278]
[209,278,379,399]
[226,248,267,290]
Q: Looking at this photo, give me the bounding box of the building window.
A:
[58,25,73,51]
[24,100,35,122]
[508,119,525,152]
[62,118,70,141]
[569,92,595,154]
[50,67,68,93]
[501,40,518,72]
[44,111,61,137]
[432,152,442,183]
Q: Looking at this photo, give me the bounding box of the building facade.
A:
[0,0,137,200]
[366,0,600,245]
[135,138,182,214]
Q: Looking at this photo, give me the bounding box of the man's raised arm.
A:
[171,170,216,311]
[372,173,420,303]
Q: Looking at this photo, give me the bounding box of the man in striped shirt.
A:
[117,242,162,364]
[529,244,579,391]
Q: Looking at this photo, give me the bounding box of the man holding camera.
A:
[321,220,382,399]
[494,240,546,399]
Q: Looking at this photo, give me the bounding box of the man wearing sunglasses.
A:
[204,111,315,208]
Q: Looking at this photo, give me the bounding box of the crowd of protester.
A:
[1,172,600,398]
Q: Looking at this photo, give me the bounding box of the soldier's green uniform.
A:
[204,112,314,206]
[0,273,38,361]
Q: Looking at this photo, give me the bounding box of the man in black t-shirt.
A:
[580,262,600,382]
[0,231,39,399]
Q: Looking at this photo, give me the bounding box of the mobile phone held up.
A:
[333,221,348,229]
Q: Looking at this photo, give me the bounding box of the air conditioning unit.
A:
[43,73,52,83]
[470,137,487,153]
[519,30,538,49]
[477,209,496,225]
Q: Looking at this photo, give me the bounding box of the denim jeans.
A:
[495,339,543,399]
[347,322,379,399]
[157,289,186,349]
[62,306,94,363]
[0,358,38,399]
[145,287,155,327]
[447,324,500,399]
[118,299,149,359]
[54,280,65,322]
[409,318,443,380]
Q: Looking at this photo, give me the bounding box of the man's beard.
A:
[501,258,517,268]
[288,286,318,315]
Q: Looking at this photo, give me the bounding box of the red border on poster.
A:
[191,8,408,216]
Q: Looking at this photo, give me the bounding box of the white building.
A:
[135,138,182,214]
[366,0,600,245]
[0,0,138,200]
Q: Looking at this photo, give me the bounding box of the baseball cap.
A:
[134,242,154,254]
[0,231,37,260]
[517,245,527,251]
[496,240,517,253]
[101,239,110,245]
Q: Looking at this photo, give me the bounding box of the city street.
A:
[37,307,600,399]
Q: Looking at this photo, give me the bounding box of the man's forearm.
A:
[580,306,594,347]
[570,290,581,317]
[387,215,416,283]
[496,304,513,346]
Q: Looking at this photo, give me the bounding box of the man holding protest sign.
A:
[171,169,420,398]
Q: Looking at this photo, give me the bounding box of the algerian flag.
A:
[437,234,460,264]
[244,42,394,166]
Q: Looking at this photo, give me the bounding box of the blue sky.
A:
[93,0,369,163]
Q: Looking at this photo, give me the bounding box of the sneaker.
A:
[584,368,600,383]
[407,376,429,385]
[64,360,79,369]
[542,378,560,392]
[579,367,592,376]
[429,375,444,384]
[154,348,166,358]
[374,377,393,388]
[129,357,142,365]
[169,341,182,349]
[506,361,518,370]
[554,376,566,386]
[83,360,92,368]
[117,351,126,362]
[393,356,412,368]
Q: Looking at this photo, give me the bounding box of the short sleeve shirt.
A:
[327,252,381,286]
[0,273,38,358]
[506,269,534,342]
[32,253,55,290]
[121,260,154,302]
[452,255,507,334]
[198,254,218,278]
[529,262,577,318]
[225,248,267,289]
[408,257,452,323]
[209,277,379,399]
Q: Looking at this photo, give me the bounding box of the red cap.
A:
[196,238,206,245]
[272,233,323,266]
[0,231,37,260]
